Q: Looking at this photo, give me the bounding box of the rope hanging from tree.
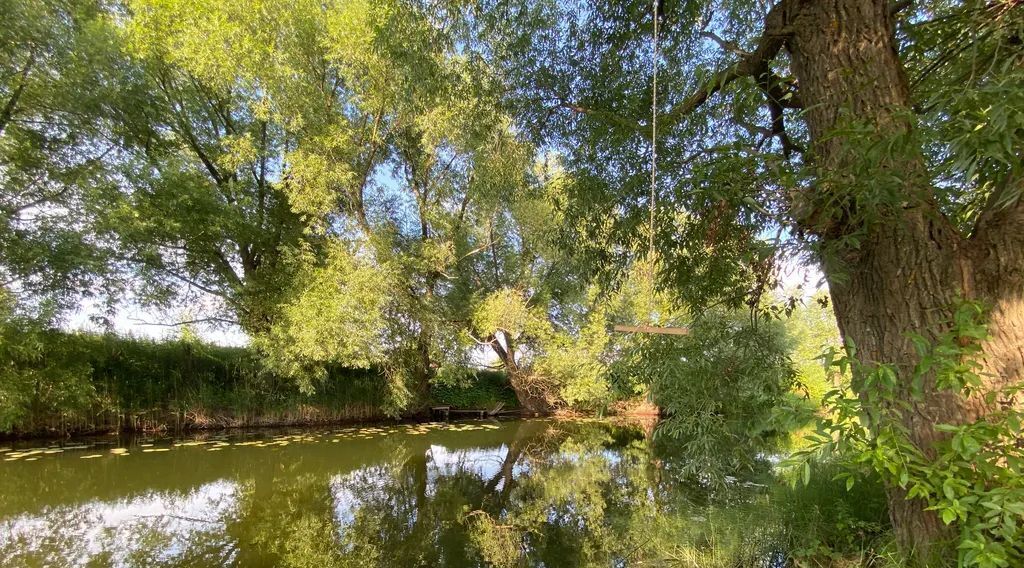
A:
[648,0,658,284]
[612,0,689,337]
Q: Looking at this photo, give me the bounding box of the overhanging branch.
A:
[662,0,797,128]
[129,316,241,327]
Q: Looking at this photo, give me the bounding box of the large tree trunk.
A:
[412,331,434,410]
[490,332,553,414]
[784,0,1024,560]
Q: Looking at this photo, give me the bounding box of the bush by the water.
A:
[430,370,520,411]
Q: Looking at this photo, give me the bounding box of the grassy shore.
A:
[0,328,518,438]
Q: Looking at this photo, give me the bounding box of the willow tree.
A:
[484,0,1023,556]
[0,0,122,314]
[112,0,577,409]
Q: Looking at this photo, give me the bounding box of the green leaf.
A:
[942,508,957,525]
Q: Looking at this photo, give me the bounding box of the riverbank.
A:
[0,329,520,439]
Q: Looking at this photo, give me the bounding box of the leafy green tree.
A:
[469,285,612,412]
[0,0,121,313]
[613,309,798,482]
[0,294,95,432]
[484,0,1024,556]
[89,0,314,333]
[795,300,1024,567]
[467,252,691,413]
[83,0,544,405]
[0,0,587,411]
[782,291,843,404]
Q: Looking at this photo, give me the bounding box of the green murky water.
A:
[0,419,787,567]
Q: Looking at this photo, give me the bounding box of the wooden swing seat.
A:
[612,325,689,336]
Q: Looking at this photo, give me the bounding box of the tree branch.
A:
[662,0,797,128]
[128,316,240,327]
[352,104,386,233]
[700,31,749,56]
[0,56,34,137]
[755,71,804,158]
[557,99,644,133]
[154,266,233,302]
[556,2,800,140]
[155,71,228,188]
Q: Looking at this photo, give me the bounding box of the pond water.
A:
[0,419,787,567]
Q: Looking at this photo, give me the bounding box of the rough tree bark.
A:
[781,0,1024,559]
[490,331,553,414]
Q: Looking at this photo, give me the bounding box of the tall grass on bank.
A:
[647,460,896,567]
[0,324,516,437]
[774,459,899,567]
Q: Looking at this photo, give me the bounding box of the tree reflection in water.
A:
[0,420,788,567]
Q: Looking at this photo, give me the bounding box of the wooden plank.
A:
[612,325,689,336]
